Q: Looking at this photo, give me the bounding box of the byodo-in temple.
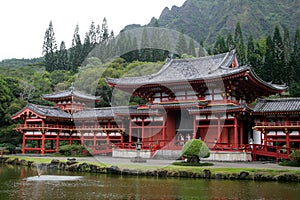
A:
[12,50,300,161]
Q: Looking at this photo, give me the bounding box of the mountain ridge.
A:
[125,0,300,44]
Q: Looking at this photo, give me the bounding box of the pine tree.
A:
[82,33,92,61]
[69,24,82,72]
[42,21,58,72]
[140,27,151,61]
[292,29,300,82]
[234,22,246,65]
[261,35,274,82]
[213,34,226,54]
[100,17,109,44]
[176,29,188,57]
[283,27,293,86]
[188,37,196,57]
[57,41,69,70]
[226,32,234,51]
[273,26,284,84]
[88,21,97,46]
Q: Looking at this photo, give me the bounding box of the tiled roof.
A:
[11,103,72,119]
[188,104,251,114]
[107,51,239,85]
[112,106,161,116]
[73,107,114,119]
[42,86,100,101]
[252,98,300,113]
[107,50,286,93]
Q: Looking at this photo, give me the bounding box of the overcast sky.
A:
[0,0,186,61]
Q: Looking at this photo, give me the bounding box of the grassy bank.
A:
[2,155,300,182]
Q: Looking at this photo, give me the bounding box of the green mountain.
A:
[139,0,300,44]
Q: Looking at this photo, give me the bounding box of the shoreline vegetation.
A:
[1,156,300,182]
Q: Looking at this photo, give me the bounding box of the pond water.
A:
[0,164,299,200]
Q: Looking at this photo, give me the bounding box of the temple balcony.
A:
[14,124,125,133]
[254,121,300,130]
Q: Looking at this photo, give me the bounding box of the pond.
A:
[0,164,299,200]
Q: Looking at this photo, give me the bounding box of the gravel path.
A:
[48,156,300,171]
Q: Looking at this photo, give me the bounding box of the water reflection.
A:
[0,165,299,200]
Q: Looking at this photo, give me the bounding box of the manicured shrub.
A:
[181,139,210,163]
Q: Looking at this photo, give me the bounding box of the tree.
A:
[181,139,210,163]
[176,29,188,57]
[42,21,58,72]
[261,35,274,82]
[69,24,82,72]
[57,41,69,70]
[88,21,97,46]
[213,34,226,54]
[234,22,246,65]
[140,27,151,61]
[283,27,293,87]
[292,29,300,83]
[100,17,109,44]
[188,37,197,57]
[226,32,234,51]
[273,26,284,84]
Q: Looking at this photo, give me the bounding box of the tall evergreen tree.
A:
[261,35,274,82]
[292,29,300,82]
[88,21,97,46]
[188,37,196,57]
[140,27,151,61]
[176,29,188,57]
[69,24,82,72]
[42,21,58,72]
[234,22,246,65]
[82,33,92,60]
[290,29,300,96]
[226,32,234,51]
[273,26,284,84]
[247,35,255,64]
[283,27,293,86]
[213,34,226,54]
[100,17,109,44]
[57,41,69,70]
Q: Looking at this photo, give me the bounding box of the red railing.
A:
[15,124,124,131]
[255,121,300,127]
[251,144,296,161]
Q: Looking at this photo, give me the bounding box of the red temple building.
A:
[12,50,300,161]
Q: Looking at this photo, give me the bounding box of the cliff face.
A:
[144,0,300,43]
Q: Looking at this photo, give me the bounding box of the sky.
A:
[0,0,186,61]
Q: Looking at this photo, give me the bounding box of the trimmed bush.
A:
[181,139,210,163]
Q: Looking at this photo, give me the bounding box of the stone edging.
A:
[1,157,299,182]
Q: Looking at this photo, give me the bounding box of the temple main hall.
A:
[12,50,300,161]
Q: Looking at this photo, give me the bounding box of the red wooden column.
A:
[285,129,290,155]
[22,131,26,154]
[93,131,96,147]
[141,118,145,142]
[129,119,132,143]
[41,130,45,155]
[56,132,59,152]
[239,120,243,146]
[217,116,221,143]
[162,120,166,143]
[234,116,238,149]
[193,115,197,139]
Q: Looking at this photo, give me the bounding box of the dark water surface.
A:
[0,165,299,200]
